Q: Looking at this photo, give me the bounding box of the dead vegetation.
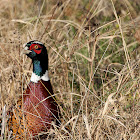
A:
[0,0,139,139]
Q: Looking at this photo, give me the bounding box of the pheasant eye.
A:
[34,45,38,49]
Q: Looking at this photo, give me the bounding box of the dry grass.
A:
[0,0,139,139]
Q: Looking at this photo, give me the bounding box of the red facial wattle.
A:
[29,44,43,54]
[34,49,42,54]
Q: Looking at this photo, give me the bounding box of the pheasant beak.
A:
[20,44,32,56]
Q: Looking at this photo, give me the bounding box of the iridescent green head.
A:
[22,41,49,82]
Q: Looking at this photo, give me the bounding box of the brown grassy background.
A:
[0,0,139,139]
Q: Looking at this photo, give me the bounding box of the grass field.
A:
[0,0,139,139]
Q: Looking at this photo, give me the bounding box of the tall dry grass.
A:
[0,0,139,139]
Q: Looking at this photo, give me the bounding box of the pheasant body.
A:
[8,41,60,139]
[24,80,58,134]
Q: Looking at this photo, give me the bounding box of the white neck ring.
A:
[30,70,49,83]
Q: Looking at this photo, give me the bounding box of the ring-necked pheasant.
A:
[8,40,60,139]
